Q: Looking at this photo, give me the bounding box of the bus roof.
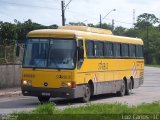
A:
[28,26,143,45]
[58,26,113,35]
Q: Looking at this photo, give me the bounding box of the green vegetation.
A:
[0,19,58,45]
[5,102,160,120]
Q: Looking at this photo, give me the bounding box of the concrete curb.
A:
[0,91,21,97]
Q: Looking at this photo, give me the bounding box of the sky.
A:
[0,0,160,28]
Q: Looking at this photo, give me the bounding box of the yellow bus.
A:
[21,26,144,103]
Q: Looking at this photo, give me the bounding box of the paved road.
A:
[0,67,160,114]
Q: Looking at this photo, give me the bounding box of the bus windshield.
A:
[23,39,76,69]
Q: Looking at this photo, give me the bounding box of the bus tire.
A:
[38,96,50,103]
[81,84,91,103]
[117,80,126,97]
[125,80,132,95]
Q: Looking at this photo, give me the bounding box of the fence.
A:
[0,45,24,89]
[0,65,21,89]
[0,44,24,64]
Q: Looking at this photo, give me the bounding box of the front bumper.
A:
[21,85,85,99]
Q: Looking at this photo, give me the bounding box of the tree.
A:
[145,27,160,64]
[69,22,86,26]
[135,13,159,28]
[0,19,58,45]
[15,19,57,43]
[96,23,112,30]
[87,23,95,27]
[124,28,140,38]
[114,26,126,36]
[48,24,58,29]
[133,13,160,64]
[0,22,17,45]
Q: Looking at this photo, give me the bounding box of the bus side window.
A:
[77,40,84,69]
[86,40,94,58]
[78,40,83,47]
[129,44,136,58]
[136,45,143,58]
[114,43,121,58]
[121,44,129,58]
[141,46,144,58]
[94,41,104,57]
[104,42,113,57]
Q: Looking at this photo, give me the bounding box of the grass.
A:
[5,102,160,120]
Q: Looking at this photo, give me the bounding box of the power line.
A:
[114,20,133,25]
[133,9,136,27]
[0,0,61,10]
[64,0,72,11]
[67,11,98,21]
[0,0,133,26]
[99,16,133,25]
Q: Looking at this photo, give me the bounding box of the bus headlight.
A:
[22,80,32,86]
[27,80,32,86]
[23,80,27,85]
[61,82,76,88]
[67,82,71,87]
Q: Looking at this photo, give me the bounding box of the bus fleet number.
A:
[98,62,108,70]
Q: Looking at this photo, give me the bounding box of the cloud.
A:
[0,0,160,28]
[126,0,151,4]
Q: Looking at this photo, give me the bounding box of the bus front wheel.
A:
[81,84,91,103]
[38,96,50,103]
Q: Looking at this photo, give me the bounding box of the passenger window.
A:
[129,45,136,58]
[94,41,104,57]
[121,44,129,57]
[114,43,121,58]
[136,45,144,58]
[129,44,136,58]
[104,42,113,57]
[78,40,83,47]
[77,39,84,69]
[86,40,94,57]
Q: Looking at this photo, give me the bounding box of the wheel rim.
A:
[121,81,125,95]
[129,81,132,93]
[85,87,90,98]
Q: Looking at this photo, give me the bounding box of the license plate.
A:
[41,92,51,96]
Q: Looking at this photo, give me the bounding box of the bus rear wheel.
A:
[38,96,50,103]
[117,80,126,97]
[81,84,91,103]
[125,80,132,95]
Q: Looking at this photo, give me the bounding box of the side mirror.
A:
[78,47,84,61]
[16,46,20,57]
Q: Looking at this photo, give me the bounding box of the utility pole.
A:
[146,24,149,64]
[147,24,149,47]
[61,1,65,26]
[112,19,115,31]
[133,9,135,28]
[61,0,72,26]
[100,14,102,28]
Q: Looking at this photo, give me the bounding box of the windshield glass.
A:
[23,39,76,69]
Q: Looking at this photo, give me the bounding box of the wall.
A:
[0,65,21,89]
